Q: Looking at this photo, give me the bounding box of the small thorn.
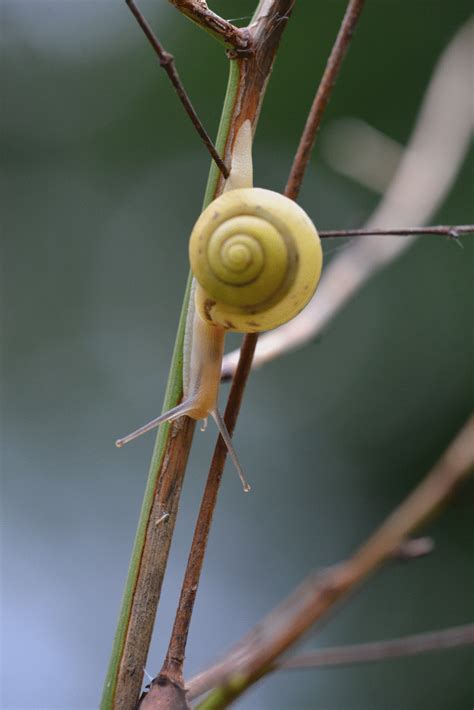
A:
[200,417,208,432]
[143,667,153,683]
[447,229,463,248]
[115,439,124,448]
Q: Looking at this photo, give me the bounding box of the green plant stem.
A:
[100,59,241,710]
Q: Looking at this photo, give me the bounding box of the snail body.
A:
[116,121,322,491]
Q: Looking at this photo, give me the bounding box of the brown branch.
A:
[162,333,258,682]
[125,0,229,178]
[187,417,474,705]
[168,0,251,52]
[319,224,474,239]
[285,0,366,200]
[279,624,474,670]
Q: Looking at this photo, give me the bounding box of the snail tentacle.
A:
[115,400,198,448]
[211,409,251,493]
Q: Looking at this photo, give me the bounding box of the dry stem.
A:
[285,0,366,201]
[319,225,474,239]
[279,624,474,671]
[161,334,258,679]
[188,417,474,704]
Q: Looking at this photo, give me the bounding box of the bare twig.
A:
[285,0,366,200]
[279,624,474,670]
[168,0,251,52]
[125,0,229,178]
[188,417,474,705]
[222,18,474,377]
[319,225,474,239]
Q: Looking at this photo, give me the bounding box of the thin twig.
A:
[168,0,251,52]
[125,0,229,178]
[319,225,474,239]
[188,417,474,705]
[285,0,366,200]
[278,624,474,670]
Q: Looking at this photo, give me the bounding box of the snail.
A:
[116,121,323,491]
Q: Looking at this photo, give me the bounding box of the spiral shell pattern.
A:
[189,187,322,332]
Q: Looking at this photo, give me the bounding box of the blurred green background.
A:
[2,1,473,708]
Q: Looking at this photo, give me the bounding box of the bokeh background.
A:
[2,1,473,708]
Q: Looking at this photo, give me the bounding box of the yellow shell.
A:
[189,187,322,332]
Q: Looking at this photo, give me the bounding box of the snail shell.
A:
[189,187,322,332]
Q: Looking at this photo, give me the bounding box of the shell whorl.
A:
[189,187,323,332]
